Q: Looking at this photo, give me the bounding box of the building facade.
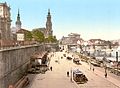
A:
[59,33,83,52]
[0,2,11,41]
[0,2,13,47]
[60,33,82,45]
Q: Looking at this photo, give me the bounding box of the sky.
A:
[1,0,120,40]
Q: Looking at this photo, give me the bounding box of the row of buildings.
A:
[0,2,53,47]
[60,33,119,46]
[60,32,119,53]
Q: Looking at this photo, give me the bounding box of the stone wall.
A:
[0,43,59,88]
[0,44,47,88]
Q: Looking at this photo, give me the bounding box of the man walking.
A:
[50,66,52,71]
[67,71,69,77]
[105,72,107,78]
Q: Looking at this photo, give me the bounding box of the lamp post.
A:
[103,56,107,74]
[116,51,118,75]
[70,67,73,82]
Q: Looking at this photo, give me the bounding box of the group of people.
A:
[90,66,107,78]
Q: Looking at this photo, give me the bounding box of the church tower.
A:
[16,9,21,31]
[46,9,53,38]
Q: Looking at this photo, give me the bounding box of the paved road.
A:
[25,52,79,88]
[71,52,120,88]
[77,62,119,88]
[26,52,120,88]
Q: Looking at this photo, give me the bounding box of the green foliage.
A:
[24,31,32,41]
[44,37,49,43]
[32,29,45,43]
[45,35,57,43]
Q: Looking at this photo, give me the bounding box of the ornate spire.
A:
[17,9,20,20]
[16,9,21,30]
[18,9,19,16]
[48,9,50,15]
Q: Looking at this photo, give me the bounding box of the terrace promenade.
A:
[25,52,120,88]
[25,52,79,88]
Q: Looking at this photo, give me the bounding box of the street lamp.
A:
[116,51,119,75]
[70,67,73,82]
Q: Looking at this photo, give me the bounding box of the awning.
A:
[31,51,48,59]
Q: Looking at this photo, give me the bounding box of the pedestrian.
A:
[105,72,107,78]
[90,66,91,70]
[50,66,52,71]
[93,68,94,72]
[67,71,69,77]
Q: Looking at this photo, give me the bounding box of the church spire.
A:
[46,9,53,37]
[47,9,51,22]
[16,9,21,31]
[18,9,20,18]
[48,9,50,15]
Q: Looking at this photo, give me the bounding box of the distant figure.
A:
[93,68,94,72]
[90,66,91,70]
[67,71,69,77]
[105,72,107,78]
[50,66,52,71]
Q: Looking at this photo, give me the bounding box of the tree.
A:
[46,35,57,43]
[24,31,32,41]
[44,37,49,43]
[32,29,45,43]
